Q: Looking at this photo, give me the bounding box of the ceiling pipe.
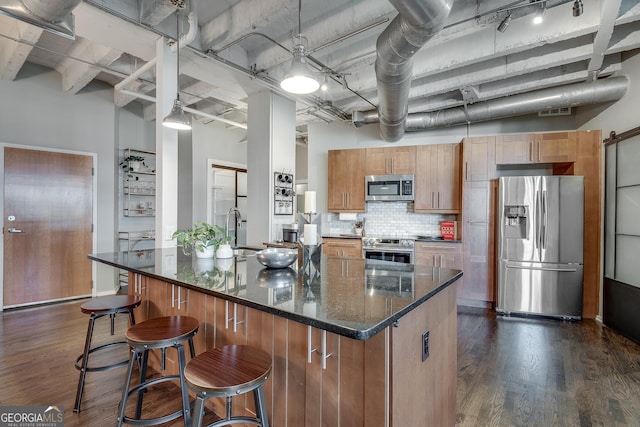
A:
[375,0,454,142]
[353,75,630,130]
[0,0,82,39]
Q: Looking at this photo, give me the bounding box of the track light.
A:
[497,14,512,32]
[573,0,583,17]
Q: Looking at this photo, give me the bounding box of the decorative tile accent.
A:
[323,202,456,238]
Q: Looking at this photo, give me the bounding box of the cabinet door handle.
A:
[321,330,333,370]
[538,140,541,161]
[7,228,23,233]
[465,162,469,181]
[437,192,441,208]
[529,141,533,162]
[308,326,317,363]
[225,300,232,330]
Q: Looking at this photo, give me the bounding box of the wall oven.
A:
[362,238,414,264]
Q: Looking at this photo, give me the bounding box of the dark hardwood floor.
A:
[1,299,640,426]
[456,306,640,427]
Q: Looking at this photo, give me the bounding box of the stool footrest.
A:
[204,416,264,427]
[74,341,130,372]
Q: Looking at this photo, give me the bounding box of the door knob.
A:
[7,228,23,233]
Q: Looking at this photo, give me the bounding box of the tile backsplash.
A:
[322,202,457,237]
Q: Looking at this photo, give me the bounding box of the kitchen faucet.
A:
[225,207,242,244]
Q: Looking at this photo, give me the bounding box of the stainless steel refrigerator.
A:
[497,176,584,319]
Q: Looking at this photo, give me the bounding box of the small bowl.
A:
[256,248,298,269]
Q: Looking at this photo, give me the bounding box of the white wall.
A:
[191,120,247,223]
[0,63,125,296]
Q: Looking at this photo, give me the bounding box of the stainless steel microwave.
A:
[365,174,414,201]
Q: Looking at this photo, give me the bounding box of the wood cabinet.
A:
[414,242,463,269]
[495,133,576,164]
[460,180,496,306]
[365,146,416,175]
[328,149,366,212]
[414,143,461,213]
[462,136,496,182]
[322,237,363,258]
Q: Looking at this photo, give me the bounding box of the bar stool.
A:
[117,315,199,427]
[184,345,272,427]
[74,294,142,413]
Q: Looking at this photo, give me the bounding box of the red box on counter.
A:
[440,221,457,240]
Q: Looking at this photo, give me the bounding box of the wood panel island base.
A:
[89,249,461,426]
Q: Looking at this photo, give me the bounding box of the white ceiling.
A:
[1,0,639,138]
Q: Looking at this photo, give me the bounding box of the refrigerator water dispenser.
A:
[503,205,528,239]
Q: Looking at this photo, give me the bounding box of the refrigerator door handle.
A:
[505,264,578,273]
[542,190,548,250]
[535,190,541,259]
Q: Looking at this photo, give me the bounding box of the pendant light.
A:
[163,11,191,130]
[280,0,320,94]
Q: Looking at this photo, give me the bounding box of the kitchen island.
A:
[89,248,462,426]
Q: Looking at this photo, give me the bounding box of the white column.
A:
[246,91,296,245]
[155,37,179,248]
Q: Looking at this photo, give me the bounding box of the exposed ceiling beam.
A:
[0,17,43,80]
[58,39,122,93]
[587,0,622,79]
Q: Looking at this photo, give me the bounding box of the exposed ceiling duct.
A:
[353,75,630,131]
[0,0,82,39]
[375,0,454,142]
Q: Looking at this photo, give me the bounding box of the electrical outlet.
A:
[422,330,430,362]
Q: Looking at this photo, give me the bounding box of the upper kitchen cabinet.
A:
[365,146,416,175]
[495,134,536,164]
[328,149,366,212]
[462,136,496,181]
[535,132,577,163]
[495,133,576,164]
[414,144,461,213]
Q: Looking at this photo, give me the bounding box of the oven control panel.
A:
[362,238,414,249]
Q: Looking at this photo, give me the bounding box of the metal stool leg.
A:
[73,314,96,413]
[176,344,191,427]
[191,394,206,427]
[118,347,139,427]
[135,349,150,420]
[254,385,269,427]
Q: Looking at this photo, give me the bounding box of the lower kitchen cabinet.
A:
[132,274,457,426]
[322,237,363,258]
[414,242,463,269]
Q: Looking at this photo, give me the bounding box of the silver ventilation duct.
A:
[0,0,82,39]
[354,76,629,131]
[375,0,454,142]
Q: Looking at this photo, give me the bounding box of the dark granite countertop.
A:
[88,248,462,340]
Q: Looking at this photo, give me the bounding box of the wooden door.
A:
[435,144,461,211]
[3,147,93,307]
[364,148,389,175]
[462,136,496,181]
[328,149,365,212]
[535,132,576,163]
[495,134,535,164]
[414,145,436,210]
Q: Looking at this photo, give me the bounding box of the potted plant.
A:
[172,221,230,258]
[120,154,147,180]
